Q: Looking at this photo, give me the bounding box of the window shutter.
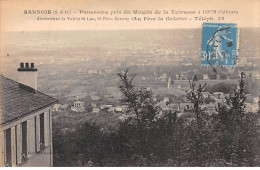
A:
[49,111,52,145]
[36,115,40,152]
[27,118,36,157]
[0,131,5,166]
[44,112,49,147]
[16,124,22,165]
[11,127,16,166]
[30,118,36,155]
[26,119,31,157]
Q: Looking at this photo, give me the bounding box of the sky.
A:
[0,0,259,32]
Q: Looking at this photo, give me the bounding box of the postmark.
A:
[201,23,239,67]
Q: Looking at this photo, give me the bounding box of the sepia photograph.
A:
[0,0,260,167]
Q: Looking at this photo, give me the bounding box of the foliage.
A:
[53,71,260,167]
[206,82,236,94]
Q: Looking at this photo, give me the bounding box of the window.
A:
[21,122,27,158]
[29,112,50,154]
[49,110,51,144]
[35,112,49,152]
[40,113,45,148]
[35,115,40,152]
[5,129,11,166]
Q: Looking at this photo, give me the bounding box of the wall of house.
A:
[0,106,53,167]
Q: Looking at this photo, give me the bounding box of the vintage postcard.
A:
[0,0,260,167]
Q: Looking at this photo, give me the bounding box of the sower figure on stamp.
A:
[208,26,233,63]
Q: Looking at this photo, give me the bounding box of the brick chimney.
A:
[17,62,38,91]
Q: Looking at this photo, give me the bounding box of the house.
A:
[92,108,100,113]
[115,106,123,112]
[60,104,68,110]
[244,95,259,113]
[108,107,116,112]
[168,103,180,111]
[203,74,209,80]
[202,92,210,99]
[53,104,62,111]
[179,103,193,112]
[161,73,167,82]
[0,63,57,167]
[114,105,127,113]
[213,92,225,99]
[121,105,128,111]
[100,105,113,110]
[226,75,230,80]
[212,92,226,103]
[202,102,218,111]
[177,85,182,89]
[119,113,136,122]
[201,104,207,110]
[91,103,97,108]
[88,69,98,74]
[163,97,170,103]
[71,101,85,112]
[156,101,170,111]
[183,63,192,66]
[180,71,189,80]
[245,103,259,113]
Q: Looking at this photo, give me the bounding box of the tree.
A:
[183,76,226,166]
[218,72,247,133]
[186,76,206,129]
[117,69,160,126]
[214,72,260,166]
[117,69,179,165]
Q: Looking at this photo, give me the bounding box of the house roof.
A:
[0,75,57,126]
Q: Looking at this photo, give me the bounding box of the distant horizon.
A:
[2,26,260,33]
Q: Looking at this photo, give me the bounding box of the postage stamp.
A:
[201,23,239,67]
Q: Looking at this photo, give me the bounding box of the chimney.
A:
[17,62,38,91]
